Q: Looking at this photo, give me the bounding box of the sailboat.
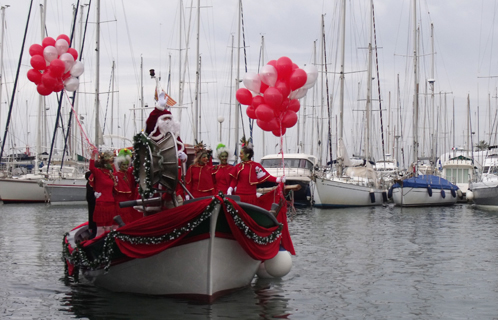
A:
[313,1,387,208]
[389,0,458,207]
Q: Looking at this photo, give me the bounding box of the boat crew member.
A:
[185,150,215,199]
[213,143,233,194]
[113,148,141,223]
[85,171,97,238]
[89,150,117,229]
[228,145,284,205]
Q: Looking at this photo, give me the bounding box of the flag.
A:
[159,91,176,107]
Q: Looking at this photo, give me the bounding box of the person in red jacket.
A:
[113,148,141,223]
[185,150,215,199]
[213,144,233,194]
[228,145,284,205]
[89,150,116,229]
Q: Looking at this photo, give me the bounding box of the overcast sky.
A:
[1,0,498,165]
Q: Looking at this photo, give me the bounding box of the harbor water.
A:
[1,202,498,319]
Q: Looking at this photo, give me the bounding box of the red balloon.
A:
[30,55,46,71]
[66,48,78,61]
[49,59,65,76]
[42,37,56,48]
[27,69,42,84]
[252,95,264,109]
[41,72,57,91]
[272,127,286,137]
[56,34,71,46]
[275,98,290,113]
[62,71,71,81]
[288,99,300,112]
[275,79,290,98]
[257,119,272,132]
[37,83,52,96]
[236,88,253,105]
[53,80,65,92]
[289,68,308,91]
[246,105,256,119]
[281,110,298,128]
[260,82,269,94]
[263,87,283,109]
[267,60,277,68]
[292,63,299,70]
[255,104,274,122]
[267,118,279,131]
[276,56,293,80]
[29,44,43,57]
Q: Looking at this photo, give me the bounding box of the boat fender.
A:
[388,187,393,199]
[451,189,457,198]
[441,189,446,198]
[457,189,463,199]
[265,248,292,278]
[382,191,388,202]
[369,189,375,203]
[256,262,274,279]
[427,185,432,197]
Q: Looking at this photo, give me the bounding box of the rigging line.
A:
[102,64,113,137]
[0,0,33,162]
[372,1,386,163]
[240,0,248,144]
[48,0,81,173]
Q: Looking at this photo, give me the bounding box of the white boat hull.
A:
[313,178,386,208]
[0,178,46,203]
[391,187,457,207]
[44,179,87,205]
[470,181,498,207]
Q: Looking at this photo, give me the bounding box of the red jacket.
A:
[185,163,215,198]
[229,160,277,195]
[213,164,234,194]
[89,159,115,203]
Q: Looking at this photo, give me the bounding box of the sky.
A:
[1,0,498,167]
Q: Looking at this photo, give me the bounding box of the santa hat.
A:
[114,148,133,168]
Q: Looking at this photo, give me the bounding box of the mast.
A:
[94,0,101,150]
[228,34,234,147]
[365,0,373,162]
[194,0,201,142]
[319,15,324,165]
[235,0,241,161]
[339,0,346,141]
[37,2,46,164]
[429,22,435,164]
[0,6,5,132]
[412,0,419,170]
[111,60,115,147]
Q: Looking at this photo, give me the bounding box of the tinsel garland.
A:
[62,194,283,277]
[132,132,153,198]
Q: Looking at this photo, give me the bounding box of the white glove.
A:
[276,176,286,183]
[178,151,187,162]
[227,187,233,195]
[185,195,190,201]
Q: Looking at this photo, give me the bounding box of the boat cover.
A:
[392,175,457,189]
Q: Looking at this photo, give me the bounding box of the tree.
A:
[475,140,489,151]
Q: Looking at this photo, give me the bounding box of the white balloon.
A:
[303,64,318,89]
[55,39,69,56]
[43,46,58,64]
[243,72,261,94]
[64,76,79,92]
[259,65,277,87]
[264,250,292,278]
[70,61,84,77]
[289,87,308,100]
[59,53,75,73]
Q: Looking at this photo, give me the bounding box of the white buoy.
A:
[264,250,292,278]
[466,190,474,201]
[256,262,274,279]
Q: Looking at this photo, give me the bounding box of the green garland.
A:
[133,132,153,198]
[62,194,284,278]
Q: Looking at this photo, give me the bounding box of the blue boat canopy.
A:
[392,175,457,190]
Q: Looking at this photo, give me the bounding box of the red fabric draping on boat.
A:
[221,198,282,261]
[113,198,213,258]
[257,186,296,255]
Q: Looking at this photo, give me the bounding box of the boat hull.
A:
[44,180,87,205]
[313,178,386,208]
[391,187,457,207]
[470,182,498,207]
[0,178,46,203]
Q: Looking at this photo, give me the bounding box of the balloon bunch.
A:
[27,34,84,96]
[236,56,318,137]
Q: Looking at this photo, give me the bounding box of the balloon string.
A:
[62,90,96,153]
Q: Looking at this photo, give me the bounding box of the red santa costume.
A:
[185,160,215,199]
[89,154,117,227]
[229,160,278,205]
[213,144,233,194]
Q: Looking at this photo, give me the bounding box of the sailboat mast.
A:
[235,0,241,160]
[94,0,101,150]
[412,0,419,168]
[0,6,5,132]
[37,1,46,161]
[339,0,346,141]
[194,0,200,142]
[365,0,373,162]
